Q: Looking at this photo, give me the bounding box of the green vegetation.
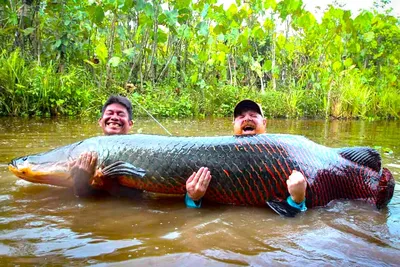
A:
[0,0,399,119]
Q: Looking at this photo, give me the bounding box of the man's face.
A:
[233,110,266,135]
[98,103,133,135]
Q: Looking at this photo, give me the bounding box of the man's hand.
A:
[70,152,98,197]
[186,167,212,201]
[287,170,307,204]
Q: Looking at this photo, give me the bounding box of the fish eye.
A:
[22,157,28,161]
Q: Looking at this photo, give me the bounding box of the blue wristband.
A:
[287,196,307,212]
[185,193,202,208]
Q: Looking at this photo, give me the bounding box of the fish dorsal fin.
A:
[337,147,381,172]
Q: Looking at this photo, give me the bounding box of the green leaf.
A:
[139,13,152,26]
[263,60,272,71]
[165,10,178,26]
[175,0,191,9]
[190,73,198,83]
[216,33,225,42]
[363,32,375,42]
[95,42,108,64]
[251,25,264,39]
[201,4,209,18]
[227,4,238,19]
[263,18,275,30]
[93,5,105,25]
[285,42,295,54]
[56,99,65,106]
[278,0,302,19]
[296,12,316,28]
[123,48,136,58]
[135,0,146,11]
[276,34,286,48]
[213,24,227,35]
[178,26,192,39]
[230,20,240,29]
[108,56,121,67]
[198,22,209,36]
[333,61,342,71]
[354,11,373,31]
[8,12,18,25]
[23,27,35,36]
[238,29,250,46]
[178,8,191,24]
[264,0,277,9]
[157,29,168,43]
[55,39,62,48]
[144,3,154,17]
[344,58,353,67]
[198,51,207,61]
[251,61,262,76]
[122,0,134,11]
[217,43,228,53]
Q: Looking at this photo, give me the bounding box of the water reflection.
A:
[0,117,399,265]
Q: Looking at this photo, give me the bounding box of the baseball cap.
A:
[233,99,264,118]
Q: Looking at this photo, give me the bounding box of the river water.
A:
[0,118,399,266]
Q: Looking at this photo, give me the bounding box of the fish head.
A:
[8,147,75,187]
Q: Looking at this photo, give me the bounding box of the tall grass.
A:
[335,69,373,119]
[0,50,398,119]
[376,88,400,119]
[0,50,31,115]
[0,50,96,117]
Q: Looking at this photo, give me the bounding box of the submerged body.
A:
[9,134,395,209]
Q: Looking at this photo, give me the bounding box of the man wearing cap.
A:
[71,95,207,206]
[185,99,308,214]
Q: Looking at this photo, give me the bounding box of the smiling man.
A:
[72,95,208,207]
[98,96,133,135]
[72,95,135,197]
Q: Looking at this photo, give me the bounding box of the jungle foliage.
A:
[0,0,399,119]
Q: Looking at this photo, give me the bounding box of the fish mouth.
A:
[8,163,73,188]
[8,163,24,178]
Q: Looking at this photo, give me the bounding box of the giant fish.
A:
[8,134,395,216]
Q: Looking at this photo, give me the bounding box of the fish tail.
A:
[375,168,395,209]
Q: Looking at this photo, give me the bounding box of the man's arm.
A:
[184,168,307,212]
[185,167,211,208]
[70,152,99,197]
[286,170,307,211]
[71,152,142,198]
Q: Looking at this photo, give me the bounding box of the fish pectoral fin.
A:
[101,161,146,178]
[266,200,301,218]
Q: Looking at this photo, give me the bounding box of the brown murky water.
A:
[0,118,399,266]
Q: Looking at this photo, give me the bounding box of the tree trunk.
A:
[149,0,159,86]
[105,12,118,89]
[271,13,276,91]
